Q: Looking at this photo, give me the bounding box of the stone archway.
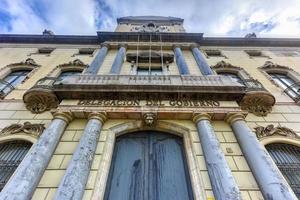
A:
[91,120,206,200]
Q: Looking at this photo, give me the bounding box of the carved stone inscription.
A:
[78,99,220,107]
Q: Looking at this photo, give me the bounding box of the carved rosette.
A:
[240,91,275,116]
[254,124,300,139]
[0,122,45,138]
[23,89,59,114]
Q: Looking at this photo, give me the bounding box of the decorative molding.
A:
[260,61,295,71]
[47,59,87,77]
[5,58,40,68]
[142,113,157,127]
[57,59,87,68]
[240,91,275,116]
[23,90,59,114]
[254,124,300,139]
[212,61,242,70]
[0,122,45,138]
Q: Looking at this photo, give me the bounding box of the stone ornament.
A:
[240,91,275,116]
[6,58,40,68]
[0,122,45,138]
[254,124,300,139]
[212,61,243,71]
[23,89,59,114]
[57,59,87,68]
[143,113,157,127]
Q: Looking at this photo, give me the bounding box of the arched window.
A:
[217,72,245,85]
[266,143,300,198]
[0,70,31,97]
[0,141,32,190]
[269,73,300,100]
[260,61,300,103]
[58,70,82,81]
[105,131,194,200]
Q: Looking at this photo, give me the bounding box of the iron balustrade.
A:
[0,141,32,191]
[266,143,300,198]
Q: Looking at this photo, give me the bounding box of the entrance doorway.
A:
[104,131,194,200]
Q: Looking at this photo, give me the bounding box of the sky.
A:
[0,0,300,37]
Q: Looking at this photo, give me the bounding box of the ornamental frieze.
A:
[254,124,300,139]
[78,99,220,107]
[0,122,45,138]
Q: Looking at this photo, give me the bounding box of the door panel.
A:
[104,131,194,200]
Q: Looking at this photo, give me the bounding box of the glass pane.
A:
[151,69,163,75]
[137,68,149,75]
[0,141,31,191]
[59,71,81,81]
[218,72,244,85]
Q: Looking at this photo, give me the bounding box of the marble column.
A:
[110,45,126,74]
[190,45,214,75]
[0,112,73,200]
[193,114,241,200]
[84,44,109,74]
[226,113,298,200]
[173,45,190,75]
[54,112,107,200]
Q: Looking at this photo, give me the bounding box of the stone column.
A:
[110,44,126,74]
[226,113,298,200]
[173,45,190,75]
[54,112,107,200]
[190,45,214,75]
[0,112,73,200]
[193,114,241,200]
[84,44,109,74]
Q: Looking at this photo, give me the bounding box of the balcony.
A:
[23,74,275,116]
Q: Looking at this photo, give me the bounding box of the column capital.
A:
[192,113,212,123]
[225,113,246,124]
[88,112,107,123]
[172,44,181,50]
[118,43,128,49]
[190,44,200,50]
[53,111,73,123]
[100,43,110,49]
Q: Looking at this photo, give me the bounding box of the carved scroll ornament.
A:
[0,122,45,138]
[254,124,300,139]
[240,91,275,116]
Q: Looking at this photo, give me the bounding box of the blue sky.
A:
[0,0,300,37]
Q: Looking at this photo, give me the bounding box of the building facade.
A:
[0,16,299,200]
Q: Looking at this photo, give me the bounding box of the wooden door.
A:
[104,131,194,200]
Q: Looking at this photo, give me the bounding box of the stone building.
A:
[0,16,299,200]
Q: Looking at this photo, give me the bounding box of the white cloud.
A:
[0,0,300,37]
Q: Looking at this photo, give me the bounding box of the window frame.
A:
[0,58,40,99]
[260,61,300,103]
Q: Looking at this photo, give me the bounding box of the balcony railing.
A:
[243,79,266,91]
[54,74,243,88]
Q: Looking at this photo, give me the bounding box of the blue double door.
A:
[104,131,194,200]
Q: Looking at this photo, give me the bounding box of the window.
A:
[271,51,300,57]
[204,49,225,58]
[217,72,245,85]
[104,131,193,200]
[0,141,32,191]
[0,70,31,97]
[38,47,55,54]
[137,67,163,75]
[58,70,81,81]
[266,143,300,198]
[269,73,300,100]
[78,48,95,55]
[245,50,269,58]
